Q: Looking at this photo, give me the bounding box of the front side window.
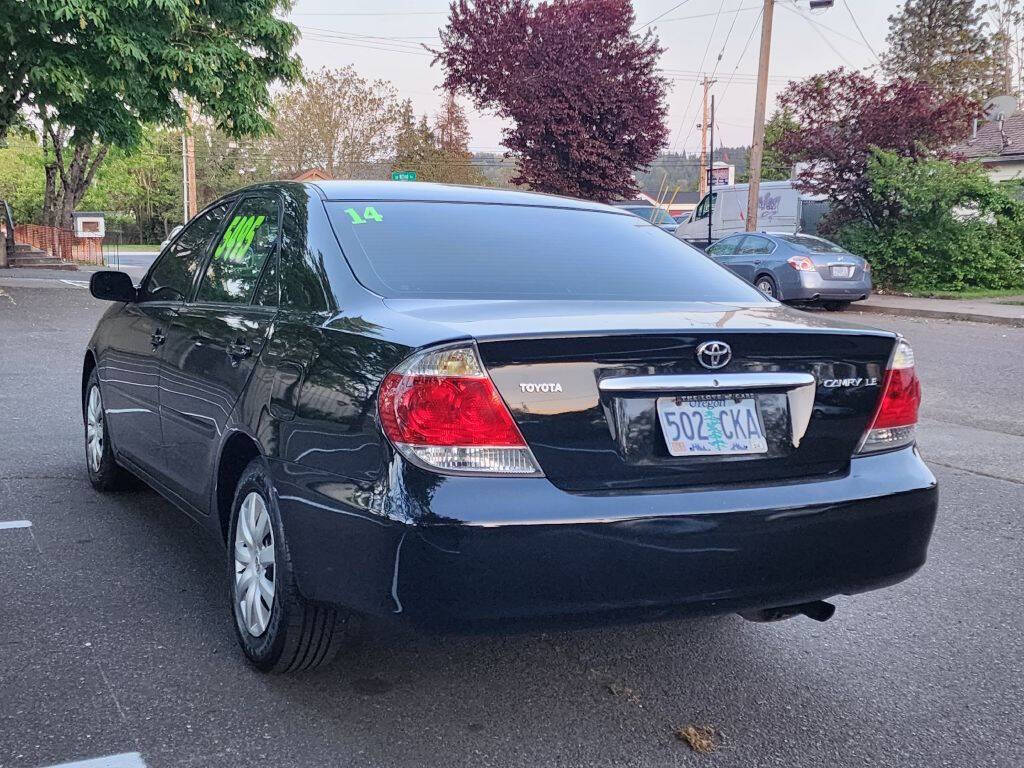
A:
[707,236,742,256]
[142,201,232,302]
[326,201,765,303]
[197,196,281,305]
[694,193,717,220]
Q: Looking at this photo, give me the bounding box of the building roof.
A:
[952,114,1024,160]
[291,168,332,182]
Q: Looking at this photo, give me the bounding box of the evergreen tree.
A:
[433,91,485,185]
[881,0,994,103]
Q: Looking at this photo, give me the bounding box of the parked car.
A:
[704,231,871,311]
[84,181,935,672]
[159,224,183,252]
[674,181,828,246]
[610,201,679,233]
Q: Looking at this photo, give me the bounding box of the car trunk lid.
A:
[383,299,897,492]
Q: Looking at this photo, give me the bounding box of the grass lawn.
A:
[907,288,1024,301]
[102,243,160,252]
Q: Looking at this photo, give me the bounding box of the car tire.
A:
[228,457,352,673]
[84,369,131,492]
[755,274,778,299]
[823,301,851,312]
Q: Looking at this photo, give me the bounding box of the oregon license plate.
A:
[830,265,854,278]
[656,396,769,456]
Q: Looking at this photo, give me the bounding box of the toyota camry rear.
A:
[84,181,938,672]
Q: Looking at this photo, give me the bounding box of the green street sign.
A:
[391,171,417,181]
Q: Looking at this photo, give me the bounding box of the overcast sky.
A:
[285,0,900,154]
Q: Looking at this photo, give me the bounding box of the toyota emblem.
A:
[696,341,732,370]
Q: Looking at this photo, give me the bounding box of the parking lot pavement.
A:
[1,284,1022,768]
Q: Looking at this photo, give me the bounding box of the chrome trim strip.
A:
[599,372,818,448]
[598,373,816,392]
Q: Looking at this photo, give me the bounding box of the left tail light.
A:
[377,344,543,476]
[856,339,920,454]
[787,255,816,271]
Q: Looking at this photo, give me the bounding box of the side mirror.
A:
[89,270,137,303]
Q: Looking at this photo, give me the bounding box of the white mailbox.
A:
[73,211,105,239]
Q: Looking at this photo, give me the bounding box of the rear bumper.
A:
[783,271,872,302]
[273,446,937,628]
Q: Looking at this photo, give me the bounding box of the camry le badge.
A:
[696,341,732,370]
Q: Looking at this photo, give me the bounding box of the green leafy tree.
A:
[761,109,797,182]
[881,0,995,103]
[0,134,45,222]
[268,66,402,180]
[81,127,182,242]
[837,149,1024,291]
[2,0,300,229]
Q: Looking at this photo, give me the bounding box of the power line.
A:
[717,6,763,110]
[780,4,857,68]
[670,0,728,153]
[840,0,880,63]
[633,1,696,32]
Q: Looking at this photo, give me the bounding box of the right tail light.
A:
[857,339,920,454]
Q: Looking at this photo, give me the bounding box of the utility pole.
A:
[745,0,775,232]
[708,94,715,246]
[181,133,189,224]
[185,107,198,220]
[698,76,716,198]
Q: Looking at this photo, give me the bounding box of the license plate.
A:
[656,396,769,456]
[830,265,854,278]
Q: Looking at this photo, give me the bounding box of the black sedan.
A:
[84,181,937,672]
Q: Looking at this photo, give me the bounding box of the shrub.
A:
[836,150,1024,292]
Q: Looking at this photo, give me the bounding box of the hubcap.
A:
[86,386,104,472]
[757,279,774,297]
[234,492,276,637]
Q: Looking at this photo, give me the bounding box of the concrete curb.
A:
[856,302,1024,328]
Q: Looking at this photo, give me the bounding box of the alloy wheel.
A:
[234,491,276,636]
[86,386,104,472]
[756,278,775,297]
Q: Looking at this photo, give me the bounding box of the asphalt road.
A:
[1,282,1021,768]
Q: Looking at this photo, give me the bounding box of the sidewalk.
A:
[856,294,1024,327]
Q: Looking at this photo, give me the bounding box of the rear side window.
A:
[197,196,281,305]
[142,201,232,302]
[738,235,774,255]
[326,202,764,302]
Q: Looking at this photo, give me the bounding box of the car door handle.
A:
[227,341,252,360]
[151,330,166,348]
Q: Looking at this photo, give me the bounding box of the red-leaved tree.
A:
[774,68,978,229]
[433,0,669,201]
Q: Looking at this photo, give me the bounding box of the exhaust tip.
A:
[798,600,836,622]
[739,600,836,624]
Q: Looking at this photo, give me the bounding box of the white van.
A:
[675,181,825,246]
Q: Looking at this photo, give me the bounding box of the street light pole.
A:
[745,0,775,232]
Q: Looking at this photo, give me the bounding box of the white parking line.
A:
[59,279,90,289]
[40,753,146,768]
[0,520,32,530]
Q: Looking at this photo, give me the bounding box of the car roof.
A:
[305,180,618,212]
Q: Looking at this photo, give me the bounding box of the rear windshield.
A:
[326,201,764,302]
[775,234,846,253]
